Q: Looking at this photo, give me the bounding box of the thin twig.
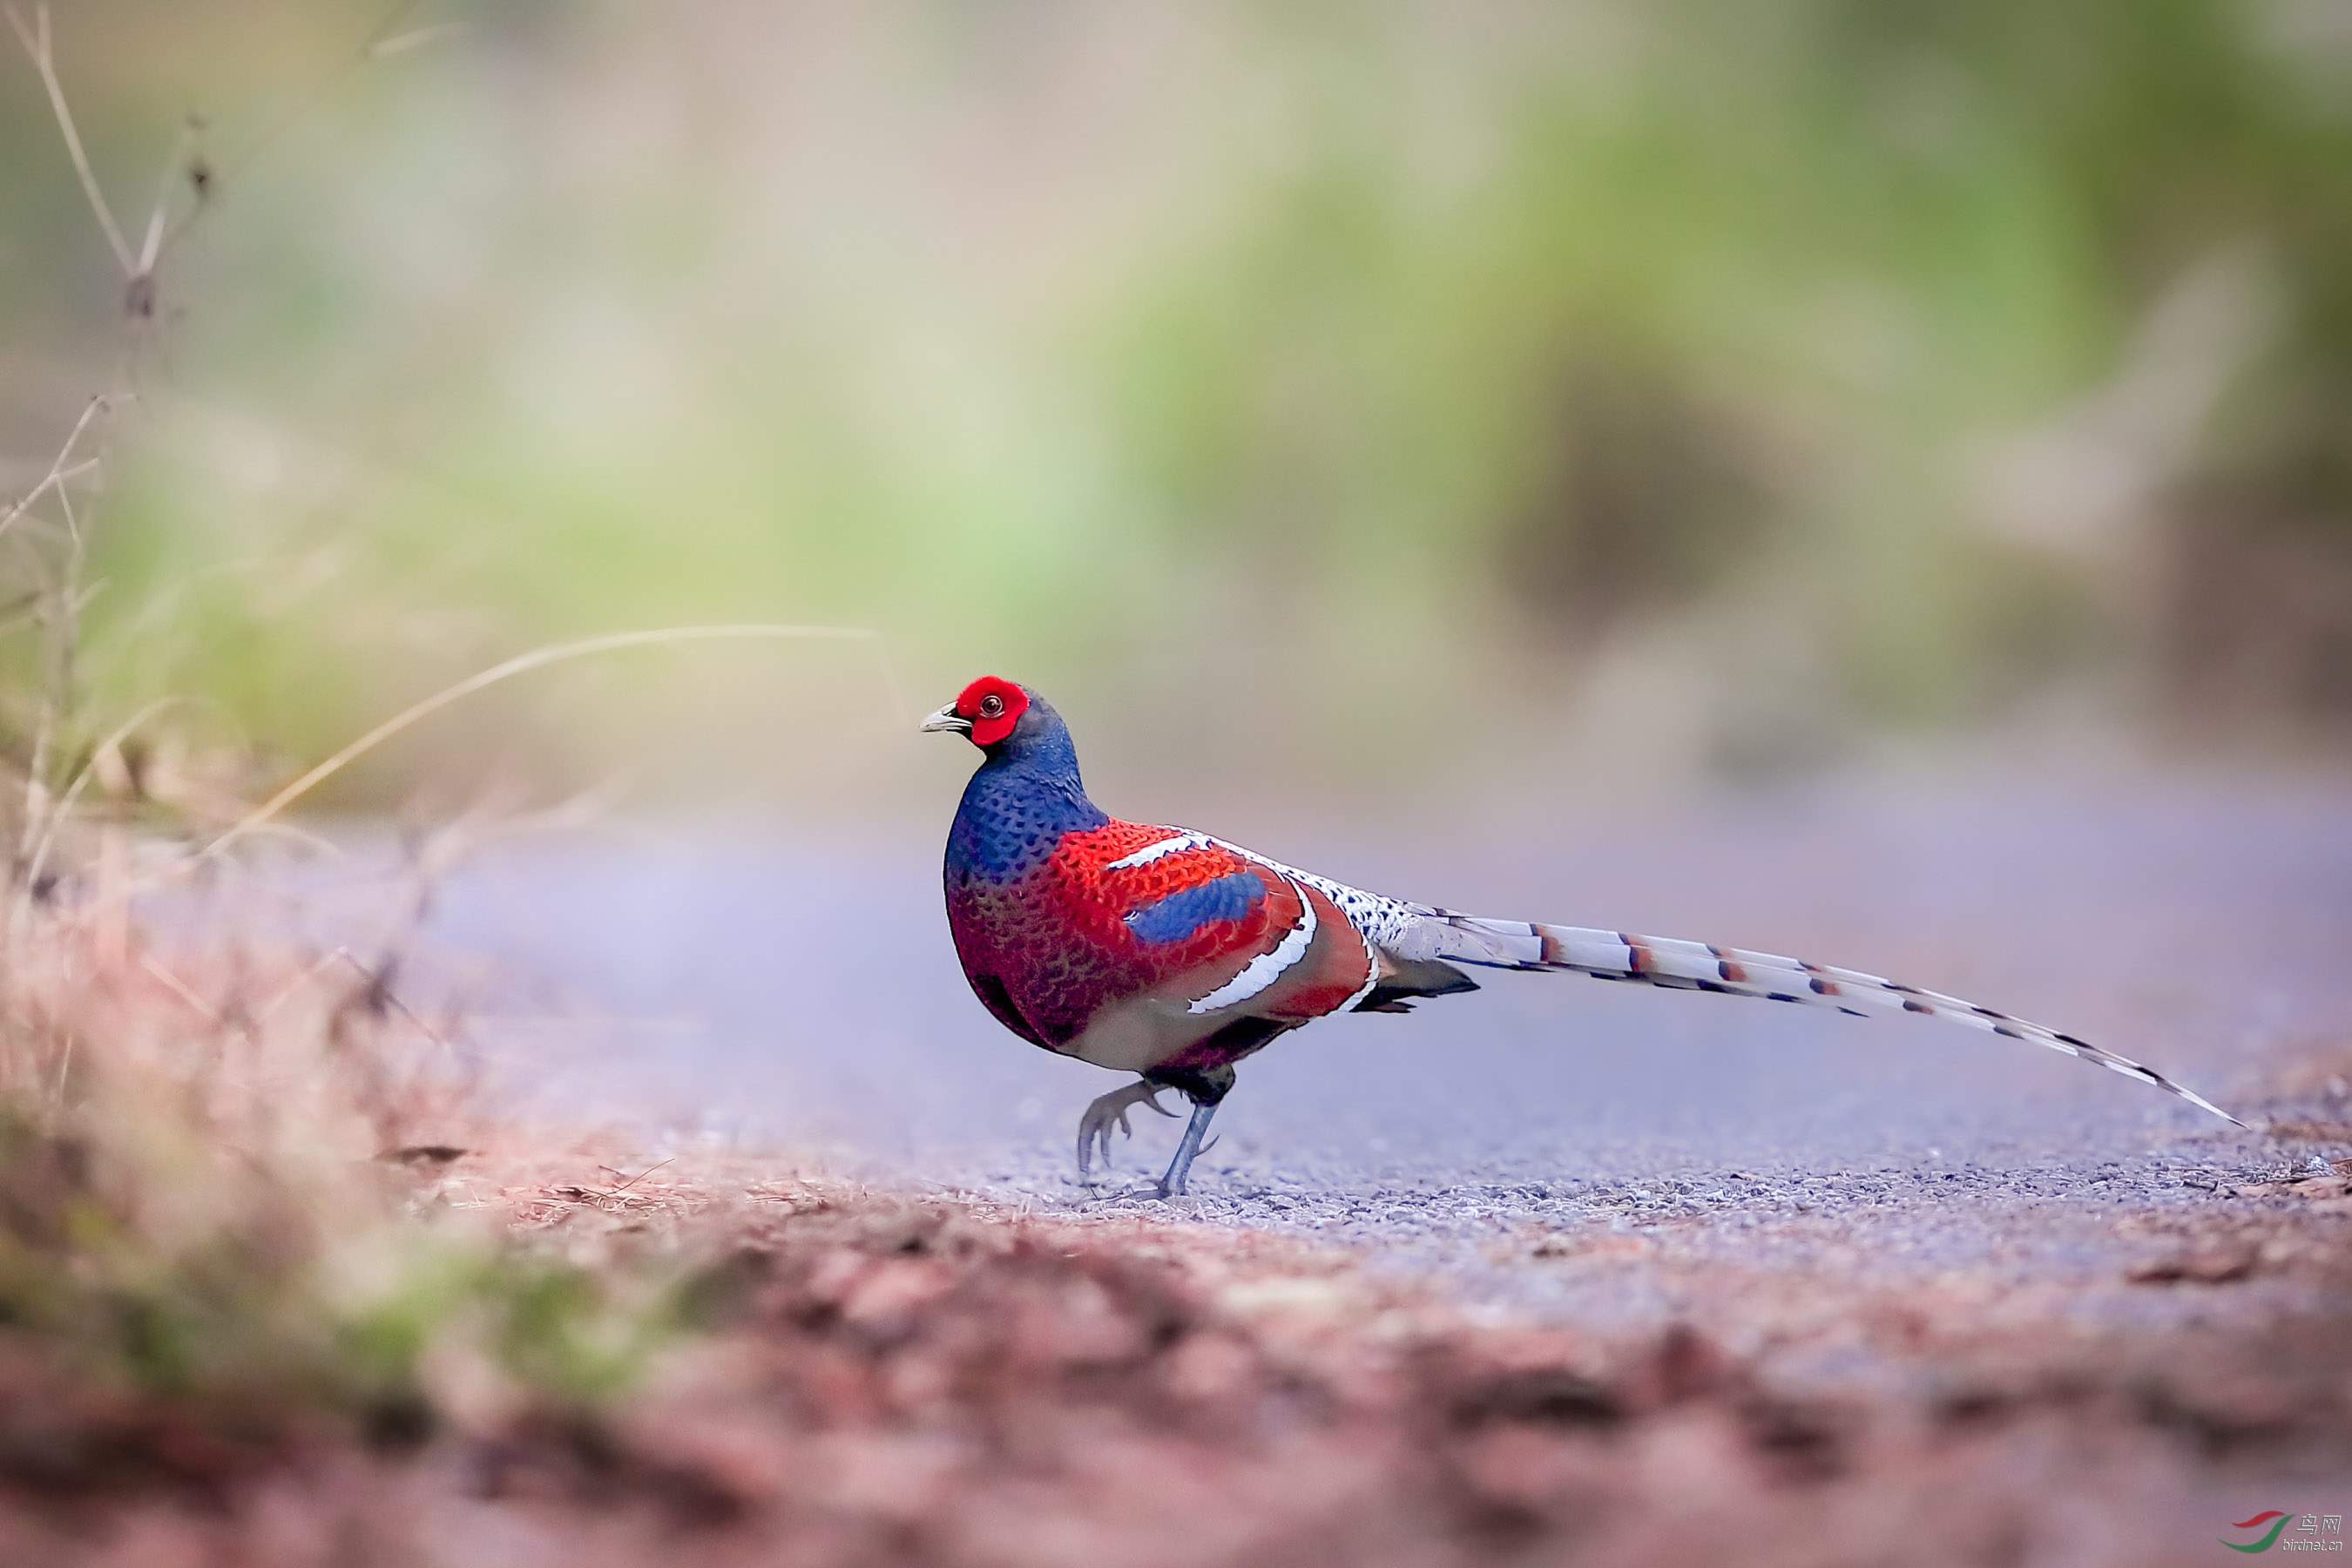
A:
[157,0,429,257]
[15,422,93,886]
[18,686,53,872]
[4,5,134,276]
[17,695,190,906]
[335,947,451,1050]
[192,624,901,864]
[0,463,99,544]
[253,946,351,1024]
[140,951,223,1022]
[51,450,84,550]
[368,22,470,59]
[598,1157,676,1196]
[135,118,204,279]
[218,819,349,861]
[0,396,113,543]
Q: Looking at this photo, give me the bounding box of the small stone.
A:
[2126,1243,2258,1285]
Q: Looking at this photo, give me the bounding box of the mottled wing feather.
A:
[967,822,1294,1032]
[1078,826,1378,1021]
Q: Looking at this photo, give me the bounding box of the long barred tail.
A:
[1401,914,2245,1127]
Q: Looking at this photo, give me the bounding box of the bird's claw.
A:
[1074,1079,1179,1179]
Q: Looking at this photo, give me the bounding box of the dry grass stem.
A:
[153,0,427,260]
[192,623,904,866]
[3,4,132,276]
[0,395,112,542]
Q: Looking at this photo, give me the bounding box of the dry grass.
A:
[0,879,733,1523]
[0,36,922,1546]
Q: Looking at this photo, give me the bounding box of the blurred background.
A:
[7,22,2352,1555]
[5,0,2350,825]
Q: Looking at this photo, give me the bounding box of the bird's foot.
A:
[1075,1078,1179,1179]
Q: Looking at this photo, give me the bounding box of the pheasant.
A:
[923,675,2242,1197]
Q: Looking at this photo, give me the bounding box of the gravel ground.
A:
[132,766,2352,1563]
[365,763,2352,1306]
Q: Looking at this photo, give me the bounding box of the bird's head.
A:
[921,674,1034,749]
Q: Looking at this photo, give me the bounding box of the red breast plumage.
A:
[923,676,2244,1197]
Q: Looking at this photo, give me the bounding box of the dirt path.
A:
[406,764,2352,1273]
[111,762,2344,1564]
[9,1155,2342,1567]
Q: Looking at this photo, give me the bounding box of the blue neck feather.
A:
[943,693,1109,886]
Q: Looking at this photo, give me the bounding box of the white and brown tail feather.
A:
[1393,912,2244,1127]
[1173,831,2240,1127]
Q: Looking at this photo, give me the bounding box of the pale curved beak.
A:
[920,703,972,735]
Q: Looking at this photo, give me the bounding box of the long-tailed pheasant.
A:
[924,675,2241,1196]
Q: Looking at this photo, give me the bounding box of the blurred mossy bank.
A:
[5,0,2350,816]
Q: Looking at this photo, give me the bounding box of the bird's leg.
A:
[1075,1078,1179,1179]
[1135,1059,1240,1198]
[1155,1098,1220,1198]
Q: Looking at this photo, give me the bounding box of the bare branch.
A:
[4,5,135,277]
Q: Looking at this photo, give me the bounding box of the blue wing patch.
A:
[1124,871,1264,945]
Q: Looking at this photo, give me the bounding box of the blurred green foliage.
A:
[0,1105,692,1463]
[3,0,2348,795]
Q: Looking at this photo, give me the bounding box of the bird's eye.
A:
[978,693,1005,719]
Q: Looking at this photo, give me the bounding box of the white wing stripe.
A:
[1187,875,1316,1014]
[1105,829,1214,870]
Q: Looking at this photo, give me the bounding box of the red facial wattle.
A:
[956,675,1030,747]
